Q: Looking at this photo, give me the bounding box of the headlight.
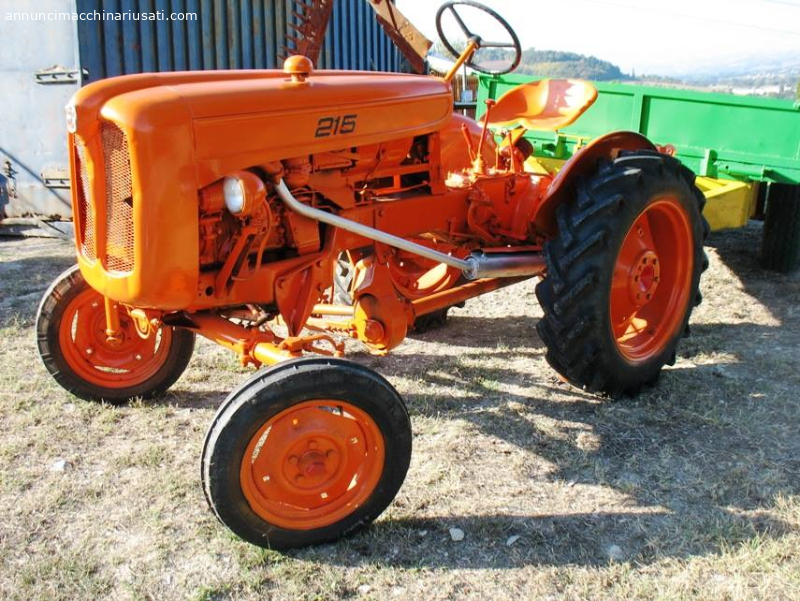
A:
[222,171,266,217]
[223,176,246,214]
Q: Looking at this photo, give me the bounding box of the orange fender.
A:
[534,131,656,237]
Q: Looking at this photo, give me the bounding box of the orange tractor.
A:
[37,2,708,549]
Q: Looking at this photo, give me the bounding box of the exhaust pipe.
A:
[463,252,545,280]
[274,179,545,280]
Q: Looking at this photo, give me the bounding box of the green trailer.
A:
[477,74,800,272]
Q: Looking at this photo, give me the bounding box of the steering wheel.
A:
[435,1,522,76]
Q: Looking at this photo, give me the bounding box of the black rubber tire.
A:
[36,265,196,404]
[536,150,710,397]
[201,357,412,550]
[761,183,800,273]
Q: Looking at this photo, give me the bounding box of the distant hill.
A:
[516,49,626,81]
[433,43,628,81]
[676,56,800,99]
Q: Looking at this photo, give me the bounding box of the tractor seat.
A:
[485,79,598,132]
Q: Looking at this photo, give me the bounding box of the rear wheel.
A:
[536,151,709,397]
[36,265,195,403]
[202,357,412,549]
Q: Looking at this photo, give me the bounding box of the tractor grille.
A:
[100,122,135,272]
[73,139,95,262]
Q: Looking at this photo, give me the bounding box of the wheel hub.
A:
[284,437,342,488]
[628,250,660,306]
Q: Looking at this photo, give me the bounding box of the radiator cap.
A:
[284,55,314,83]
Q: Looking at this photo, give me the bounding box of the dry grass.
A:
[0,224,798,600]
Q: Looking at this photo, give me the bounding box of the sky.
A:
[396,0,800,76]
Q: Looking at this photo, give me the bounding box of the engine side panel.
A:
[187,74,453,186]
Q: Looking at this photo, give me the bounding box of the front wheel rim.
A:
[239,400,385,530]
[58,288,173,388]
[610,197,694,363]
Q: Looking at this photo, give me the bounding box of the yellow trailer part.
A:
[694,177,758,231]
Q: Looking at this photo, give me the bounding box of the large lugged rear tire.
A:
[761,183,800,273]
[202,357,412,549]
[36,265,196,403]
[536,150,709,397]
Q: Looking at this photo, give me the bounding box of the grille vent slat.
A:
[100,123,135,273]
[73,139,96,261]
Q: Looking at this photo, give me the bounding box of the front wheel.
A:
[536,150,709,397]
[36,265,195,403]
[201,357,412,549]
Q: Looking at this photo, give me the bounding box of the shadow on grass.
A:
[404,313,545,350]
[190,329,796,568]
[157,271,796,568]
[0,246,75,327]
[318,508,792,569]
[158,388,230,410]
[704,222,800,322]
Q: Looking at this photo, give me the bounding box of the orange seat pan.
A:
[485,79,598,132]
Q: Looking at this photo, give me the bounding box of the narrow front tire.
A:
[36,265,195,403]
[202,357,412,549]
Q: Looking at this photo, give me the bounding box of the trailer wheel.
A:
[536,150,709,397]
[36,265,195,403]
[761,183,800,272]
[202,357,411,549]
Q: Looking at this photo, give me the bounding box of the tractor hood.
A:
[70,69,454,186]
[68,68,454,308]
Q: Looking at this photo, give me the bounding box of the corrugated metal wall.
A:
[76,0,402,83]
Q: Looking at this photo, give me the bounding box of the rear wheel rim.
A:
[58,288,172,388]
[610,197,694,363]
[240,400,385,530]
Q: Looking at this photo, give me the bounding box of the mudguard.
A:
[534,131,657,236]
